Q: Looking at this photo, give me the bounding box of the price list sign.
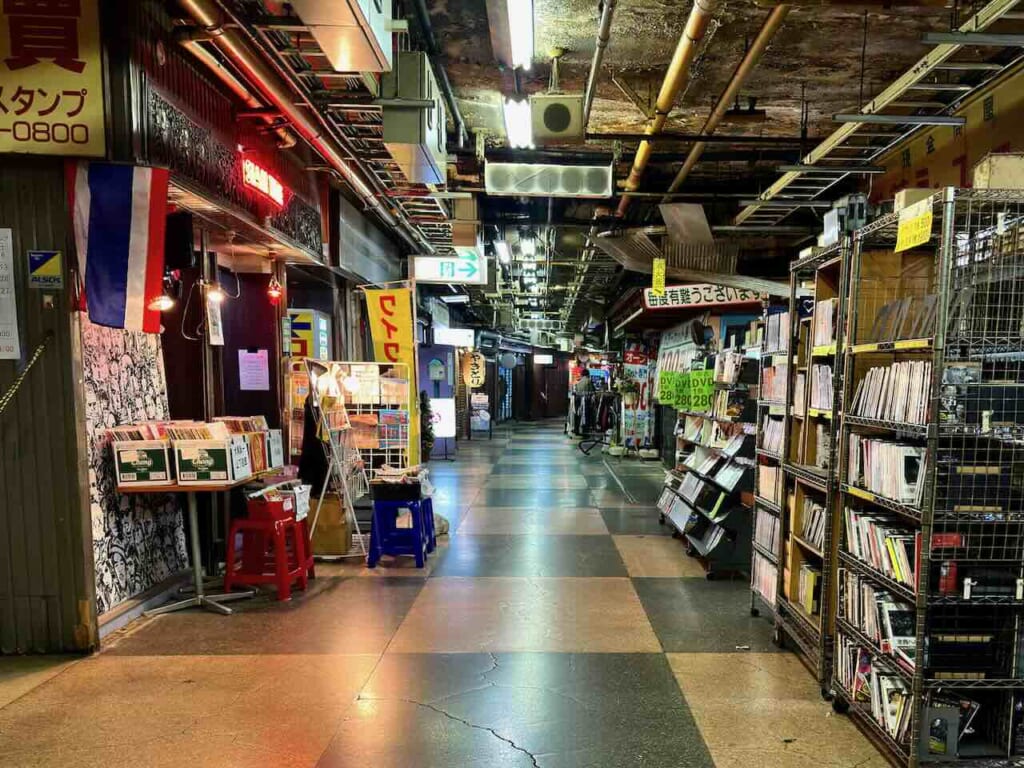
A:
[0,228,21,359]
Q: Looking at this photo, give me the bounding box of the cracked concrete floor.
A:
[0,421,886,767]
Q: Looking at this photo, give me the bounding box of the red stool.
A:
[224,517,309,601]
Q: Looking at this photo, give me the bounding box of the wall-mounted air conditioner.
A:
[484,162,613,198]
[288,0,393,73]
[381,51,447,185]
[530,94,584,144]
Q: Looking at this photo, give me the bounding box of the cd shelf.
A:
[832,189,1024,766]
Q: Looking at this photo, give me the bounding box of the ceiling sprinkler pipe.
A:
[583,0,617,126]
[616,0,720,217]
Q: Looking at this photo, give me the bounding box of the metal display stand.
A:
[831,189,1024,766]
[765,240,849,693]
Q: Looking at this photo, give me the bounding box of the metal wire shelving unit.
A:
[833,188,1024,766]
[767,238,849,693]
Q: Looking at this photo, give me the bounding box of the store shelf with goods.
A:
[766,239,850,691]
[831,189,1024,766]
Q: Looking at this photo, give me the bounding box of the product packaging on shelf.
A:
[174,435,253,484]
[112,440,174,486]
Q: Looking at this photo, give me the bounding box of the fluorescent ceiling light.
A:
[440,294,471,304]
[495,240,511,264]
[832,113,964,126]
[520,237,536,258]
[778,164,886,174]
[507,0,534,70]
[503,98,533,148]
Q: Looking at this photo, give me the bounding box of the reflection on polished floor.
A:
[0,421,886,767]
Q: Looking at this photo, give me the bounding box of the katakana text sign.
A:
[365,288,415,366]
[0,0,105,156]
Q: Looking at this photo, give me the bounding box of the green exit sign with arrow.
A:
[414,248,488,285]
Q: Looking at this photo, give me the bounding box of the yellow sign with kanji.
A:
[895,198,933,253]
[651,257,666,297]
[0,0,105,156]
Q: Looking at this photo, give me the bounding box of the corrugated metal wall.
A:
[0,158,95,654]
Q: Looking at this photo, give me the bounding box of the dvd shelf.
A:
[770,239,849,688]
[832,189,1024,766]
[664,341,757,579]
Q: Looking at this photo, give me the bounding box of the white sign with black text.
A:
[0,229,21,360]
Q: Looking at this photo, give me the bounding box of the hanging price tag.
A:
[895,198,933,252]
[651,257,666,297]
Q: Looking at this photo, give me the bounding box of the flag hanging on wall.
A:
[67,162,170,333]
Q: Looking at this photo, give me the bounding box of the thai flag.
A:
[67,162,170,333]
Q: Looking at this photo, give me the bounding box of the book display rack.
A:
[831,189,1024,766]
[659,335,758,578]
[768,240,850,690]
[751,301,789,614]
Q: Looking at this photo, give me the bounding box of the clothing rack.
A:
[570,391,621,455]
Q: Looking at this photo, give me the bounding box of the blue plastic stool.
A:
[423,496,437,554]
[368,499,427,568]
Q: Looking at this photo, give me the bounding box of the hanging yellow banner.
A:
[365,288,420,464]
[0,0,106,156]
[651,257,666,297]
[895,198,933,253]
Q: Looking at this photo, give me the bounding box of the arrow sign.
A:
[414,253,488,285]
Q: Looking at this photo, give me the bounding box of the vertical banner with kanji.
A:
[365,288,420,464]
[0,0,106,156]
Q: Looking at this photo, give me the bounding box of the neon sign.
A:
[242,159,285,207]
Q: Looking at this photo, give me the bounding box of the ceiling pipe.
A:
[176,0,429,253]
[662,5,791,199]
[181,40,296,148]
[583,0,617,126]
[615,0,720,218]
[409,0,468,148]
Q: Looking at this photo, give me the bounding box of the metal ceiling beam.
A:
[777,164,885,173]
[922,32,1024,46]
[832,113,965,125]
[586,131,810,145]
[735,0,1020,225]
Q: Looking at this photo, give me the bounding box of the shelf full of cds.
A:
[833,189,1024,766]
[751,300,790,616]
[771,240,849,687]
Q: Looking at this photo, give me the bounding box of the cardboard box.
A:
[174,436,252,484]
[895,188,933,211]
[267,429,284,469]
[113,440,173,485]
[972,153,1024,189]
[310,493,352,555]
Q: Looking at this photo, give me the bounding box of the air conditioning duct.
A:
[288,0,393,72]
[484,162,613,198]
[381,51,447,184]
[530,94,585,144]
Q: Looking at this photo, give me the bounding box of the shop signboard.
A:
[27,250,62,289]
[414,249,487,285]
[643,283,761,311]
[434,326,474,347]
[364,287,420,463]
[654,321,701,402]
[0,0,106,156]
[622,343,652,448]
[895,198,933,253]
[470,391,490,432]
[432,397,456,438]
[0,228,20,359]
[651,257,666,297]
[462,351,486,387]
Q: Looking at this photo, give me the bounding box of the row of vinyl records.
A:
[840,569,916,669]
[813,298,839,347]
[761,364,787,401]
[810,364,834,410]
[754,507,780,555]
[715,351,758,387]
[657,486,730,553]
[712,388,754,421]
[108,417,270,442]
[753,552,778,604]
[762,417,785,455]
[797,562,822,616]
[849,360,932,426]
[757,464,783,505]
[793,373,806,417]
[800,496,828,551]
[848,435,927,507]
[836,634,913,743]
[764,311,791,355]
[843,506,919,590]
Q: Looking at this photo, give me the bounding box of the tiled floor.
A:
[0,421,886,767]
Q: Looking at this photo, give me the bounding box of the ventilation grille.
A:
[484,163,612,198]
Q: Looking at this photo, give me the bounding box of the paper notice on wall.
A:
[0,229,20,360]
[238,349,270,391]
[207,299,225,346]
